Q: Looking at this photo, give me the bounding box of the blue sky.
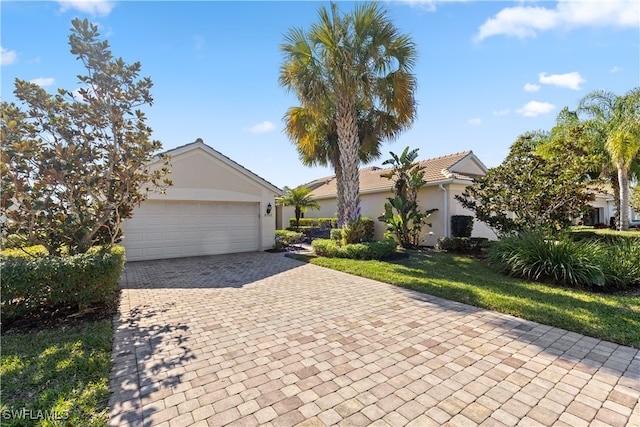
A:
[2,1,638,189]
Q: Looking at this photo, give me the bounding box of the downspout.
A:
[439,184,449,238]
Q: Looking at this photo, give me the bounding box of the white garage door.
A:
[123,201,259,261]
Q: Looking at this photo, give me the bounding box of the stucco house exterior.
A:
[279,151,497,246]
[122,139,282,261]
[583,185,638,227]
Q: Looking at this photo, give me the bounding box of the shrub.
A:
[341,217,375,244]
[312,238,397,260]
[286,226,329,240]
[274,230,306,250]
[288,218,337,228]
[451,216,474,238]
[488,232,608,289]
[1,245,50,257]
[436,237,487,253]
[330,229,343,241]
[595,237,640,288]
[1,246,125,321]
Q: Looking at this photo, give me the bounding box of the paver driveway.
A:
[108,252,640,427]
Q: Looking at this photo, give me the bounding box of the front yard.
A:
[292,248,640,349]
[0,321,112,426]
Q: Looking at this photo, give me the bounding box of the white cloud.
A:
[492,109,510,116]
[517,101,555,117]
[474,0,639,42]
[1,46,17,66]
[467,118,482,126]
[247,121,276,134]
[610,66,622,73]
[30,77,55,87]
[539,71,586,90]
[524,83,540,92]
[57,0,115,17]
[400,0,468,12]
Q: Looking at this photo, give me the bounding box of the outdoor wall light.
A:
[266,203,272,215]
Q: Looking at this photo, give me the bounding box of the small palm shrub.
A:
[341,217,375,244]
[488,232,605,288]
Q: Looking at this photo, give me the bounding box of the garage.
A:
[123,201,259,261]
[123,139,281,261]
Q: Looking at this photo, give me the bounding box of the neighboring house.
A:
[279,151,497,246]
[582,185,638,226]
[123,139,282,261]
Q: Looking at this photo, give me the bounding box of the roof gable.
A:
[307,151,485,199]
[157,138,282,195]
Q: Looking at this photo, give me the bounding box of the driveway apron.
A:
[108,252,640,427]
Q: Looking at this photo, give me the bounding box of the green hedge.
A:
[1,247,125,321]
[451,215,474,238]
[311,238,397,260]
[274,230,306,249]
[289,217,337,228]
[436,237,488,253]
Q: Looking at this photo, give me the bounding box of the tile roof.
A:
[307,151,480,198]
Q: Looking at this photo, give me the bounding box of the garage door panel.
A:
[123,201,259,261]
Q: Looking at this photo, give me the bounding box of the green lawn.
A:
[570,225,640,239]
[0,321,112,427]
[293,249,640,349]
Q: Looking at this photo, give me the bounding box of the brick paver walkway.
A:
[108,252,639,427]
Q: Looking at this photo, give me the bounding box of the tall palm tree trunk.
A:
[336,98,361,224]
[619,167,630,231]
[609,171,621,229]
[331,152,346,227]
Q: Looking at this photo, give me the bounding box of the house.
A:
[122,139,282,261]
[279,151,497,246]
[583,185,639,227]
[583,187,617,227]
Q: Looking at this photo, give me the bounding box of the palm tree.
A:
[283,104,396,226]
[280,2,417,227]
[277,186,320,228]
[578,88,640,230]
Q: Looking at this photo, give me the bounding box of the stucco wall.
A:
[279,182,497,245]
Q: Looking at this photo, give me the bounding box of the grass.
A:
[292,249,640,348]
[0,321,112,426]
[570,225,640,239]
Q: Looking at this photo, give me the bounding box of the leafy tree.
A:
[280,2,417,230]
[457,130,597,236]
[378,147,437,248]
[278,186,320,228]
[0,19,171,256]
[578,88,640,230]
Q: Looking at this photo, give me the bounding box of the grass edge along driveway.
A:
[293,249,640,349]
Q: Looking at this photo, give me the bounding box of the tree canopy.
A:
[279,2,417,234]
[457,123,598,236]
[1,18,171,255]
[277,186,320,228]
[578,88,640,230]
